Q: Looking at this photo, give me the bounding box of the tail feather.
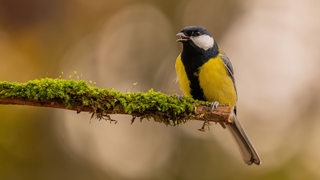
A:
[226,114,261,165]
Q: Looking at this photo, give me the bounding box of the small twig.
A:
[131,116,137,125]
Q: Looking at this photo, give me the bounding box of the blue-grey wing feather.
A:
[220,53,236,91]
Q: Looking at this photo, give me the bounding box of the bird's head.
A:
[176,26,214,51]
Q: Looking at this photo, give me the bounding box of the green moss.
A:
[0,78,210,126]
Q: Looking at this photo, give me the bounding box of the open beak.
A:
[176,32,190,42]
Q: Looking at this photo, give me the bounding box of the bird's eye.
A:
[193,31,201,36]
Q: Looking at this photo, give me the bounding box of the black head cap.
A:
[180,26,211,37]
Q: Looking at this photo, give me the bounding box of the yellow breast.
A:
[198,56,237,107]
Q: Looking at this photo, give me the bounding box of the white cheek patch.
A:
[190,35,214,50]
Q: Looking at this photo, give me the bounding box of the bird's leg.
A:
[210,101,219,111]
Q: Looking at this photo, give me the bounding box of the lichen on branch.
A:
[0,78,231,126]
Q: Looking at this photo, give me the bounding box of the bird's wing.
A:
[220,52,237,89]
[220,52,235,84]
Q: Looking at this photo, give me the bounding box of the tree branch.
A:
[0,78,231,126]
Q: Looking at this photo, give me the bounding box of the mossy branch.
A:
[0,78,231,126]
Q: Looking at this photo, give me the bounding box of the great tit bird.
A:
[175,26,261,165]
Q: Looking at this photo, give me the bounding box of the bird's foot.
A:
[210,101,219,111]
[210,101,226,128]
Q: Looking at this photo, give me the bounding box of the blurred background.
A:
[1,0,320,179]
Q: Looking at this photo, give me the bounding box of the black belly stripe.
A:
[181,42,219,101]
[186,68,205,100]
